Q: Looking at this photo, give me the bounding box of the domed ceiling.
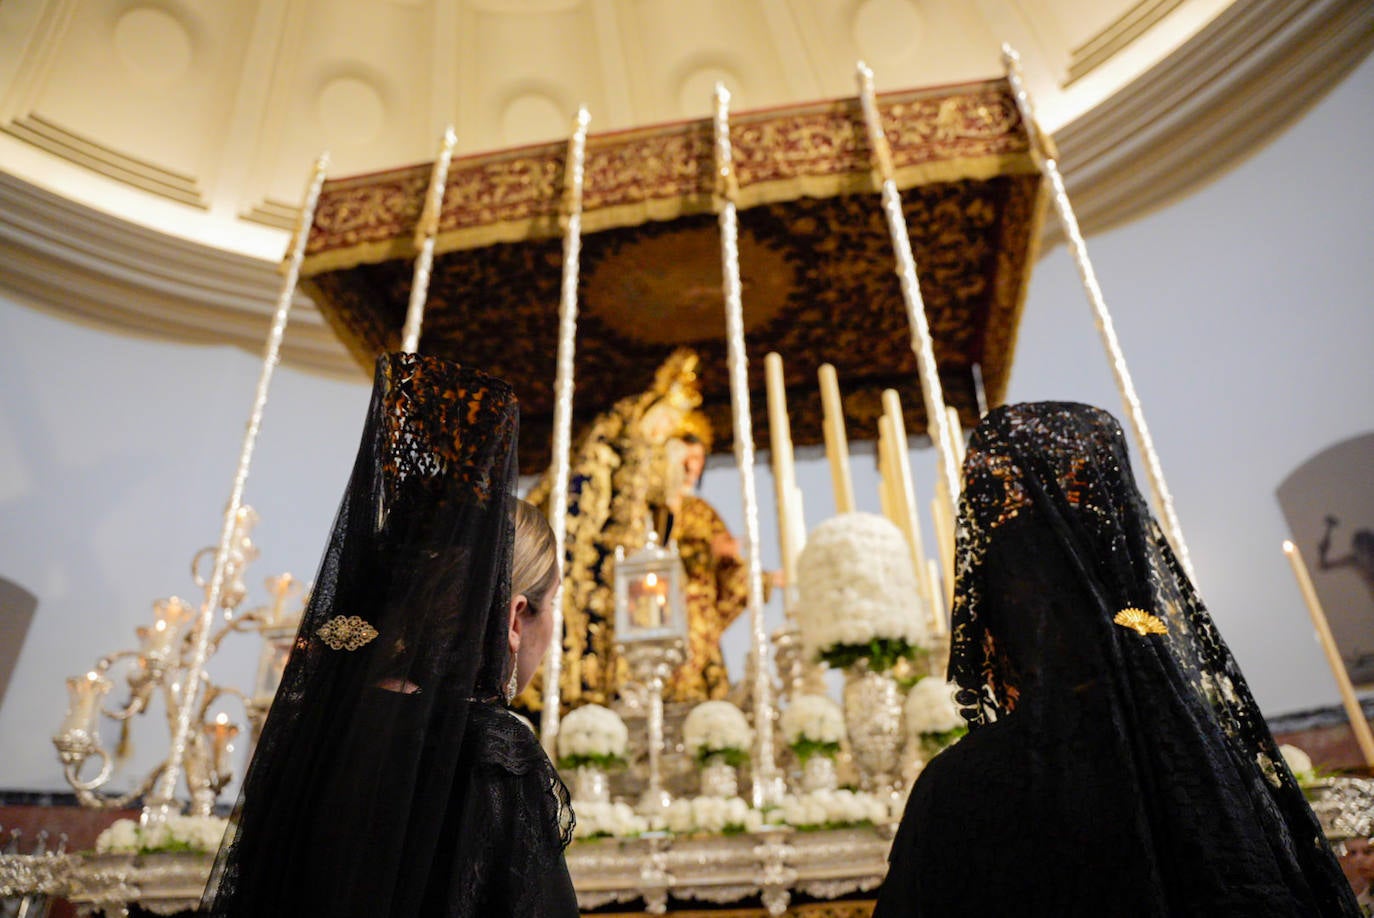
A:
[0,0,1370,375]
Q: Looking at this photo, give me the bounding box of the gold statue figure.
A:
[519,349,754,714]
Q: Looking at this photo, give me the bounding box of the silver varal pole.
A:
[713,83,782,808]
[143,152,330,825]
[400,127,458,354]
[1002,44,1194,579]
[541,107,590,756]
[855,63,961,557]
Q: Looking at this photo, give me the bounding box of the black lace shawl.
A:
[875,402,1359,917]
[203,353,576,917]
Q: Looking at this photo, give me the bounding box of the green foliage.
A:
[557,753,628,771]
[789,738,841,765]
[819,638,926,673]
[922,725,968,749]
[697,747,750,768]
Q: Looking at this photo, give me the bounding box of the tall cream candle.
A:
[818,364,855,514]
[765,353,798,591]
[882,389,933,609]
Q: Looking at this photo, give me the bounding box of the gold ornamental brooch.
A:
[317,615,379,651]
[1113,607,1167,637]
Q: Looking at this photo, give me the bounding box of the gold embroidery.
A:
[1113,607,1167,637]
[317,615,379,651]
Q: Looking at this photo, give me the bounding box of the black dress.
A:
[203,354,578,917]
[874,402,1359,917]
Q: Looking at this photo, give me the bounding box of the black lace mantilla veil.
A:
[875,402,1359,917]
[203,353,576,917]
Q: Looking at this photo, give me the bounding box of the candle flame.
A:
[645,572,658,587]
[1282,540,1296,553]
[215,712,230,725]
[86,670,99,682]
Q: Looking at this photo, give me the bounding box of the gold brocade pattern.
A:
[301,81,1031,263]
[660,495,748,703]
[298,79,1045,474]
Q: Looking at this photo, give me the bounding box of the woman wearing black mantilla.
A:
[875,402,1360,917]
[203,352,578,917]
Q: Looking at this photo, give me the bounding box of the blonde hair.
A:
[512,498,558,613]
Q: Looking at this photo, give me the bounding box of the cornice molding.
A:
[0,0,1369,379]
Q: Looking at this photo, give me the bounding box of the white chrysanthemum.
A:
[95,818,140,854]
[1279,744,1314,781]
[656,796,762,834]
[905,677,963,736]
[164,815,228,853]
[682,701,752,759]
[558,703,629,761]
[794,513,928,659]
[572,801,649,839]
[780,694,845,746]
[775,789,892,829]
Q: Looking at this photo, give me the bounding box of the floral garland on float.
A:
[95,815,227,856]
[682,701,752,798]
[794,513,932,798]
[772,789,893,832]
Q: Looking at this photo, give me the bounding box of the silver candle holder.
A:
[50,507,306,815]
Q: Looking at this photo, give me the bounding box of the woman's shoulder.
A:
[469,703,550,775]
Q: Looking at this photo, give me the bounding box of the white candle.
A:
[139,618,176,658]
[945,406,967,472]
[818,364,855,514]
[882,389,933,610]
[61,670,110,734]
[204,712,241,777]
[765,353,799,592]
[1283,540,1374,767]
[264,573,297,628]
[877,414,897,523]
[927,558,948,635]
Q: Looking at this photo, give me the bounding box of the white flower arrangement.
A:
[658,796,764,835]
[572,801,649,840]
[773,789,891,831]
[1279,743,1317,784]
[682,701,753,766]
[780,694,846,762]
[557,703,629,769]
[95,814,227,855]
[905,677,966,746]
[794,514,929,671]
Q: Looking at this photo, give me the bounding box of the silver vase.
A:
[842,661,904,797]
[800,754,838,793]
[574,765,610,804]
[700,755,738,798]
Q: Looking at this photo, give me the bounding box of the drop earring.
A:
[505,664,519,704]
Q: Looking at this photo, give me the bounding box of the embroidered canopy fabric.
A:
[300,78,1047,473]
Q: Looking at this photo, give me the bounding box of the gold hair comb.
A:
[1113,607,1167,636]
[317,615,379,651]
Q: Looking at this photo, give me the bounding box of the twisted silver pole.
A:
[1002,44,1194,578]
[541,107,590,756]
[713,83,781,808]
[855,62,961,588]
[401,127,457,354]
[143,152,329,825]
